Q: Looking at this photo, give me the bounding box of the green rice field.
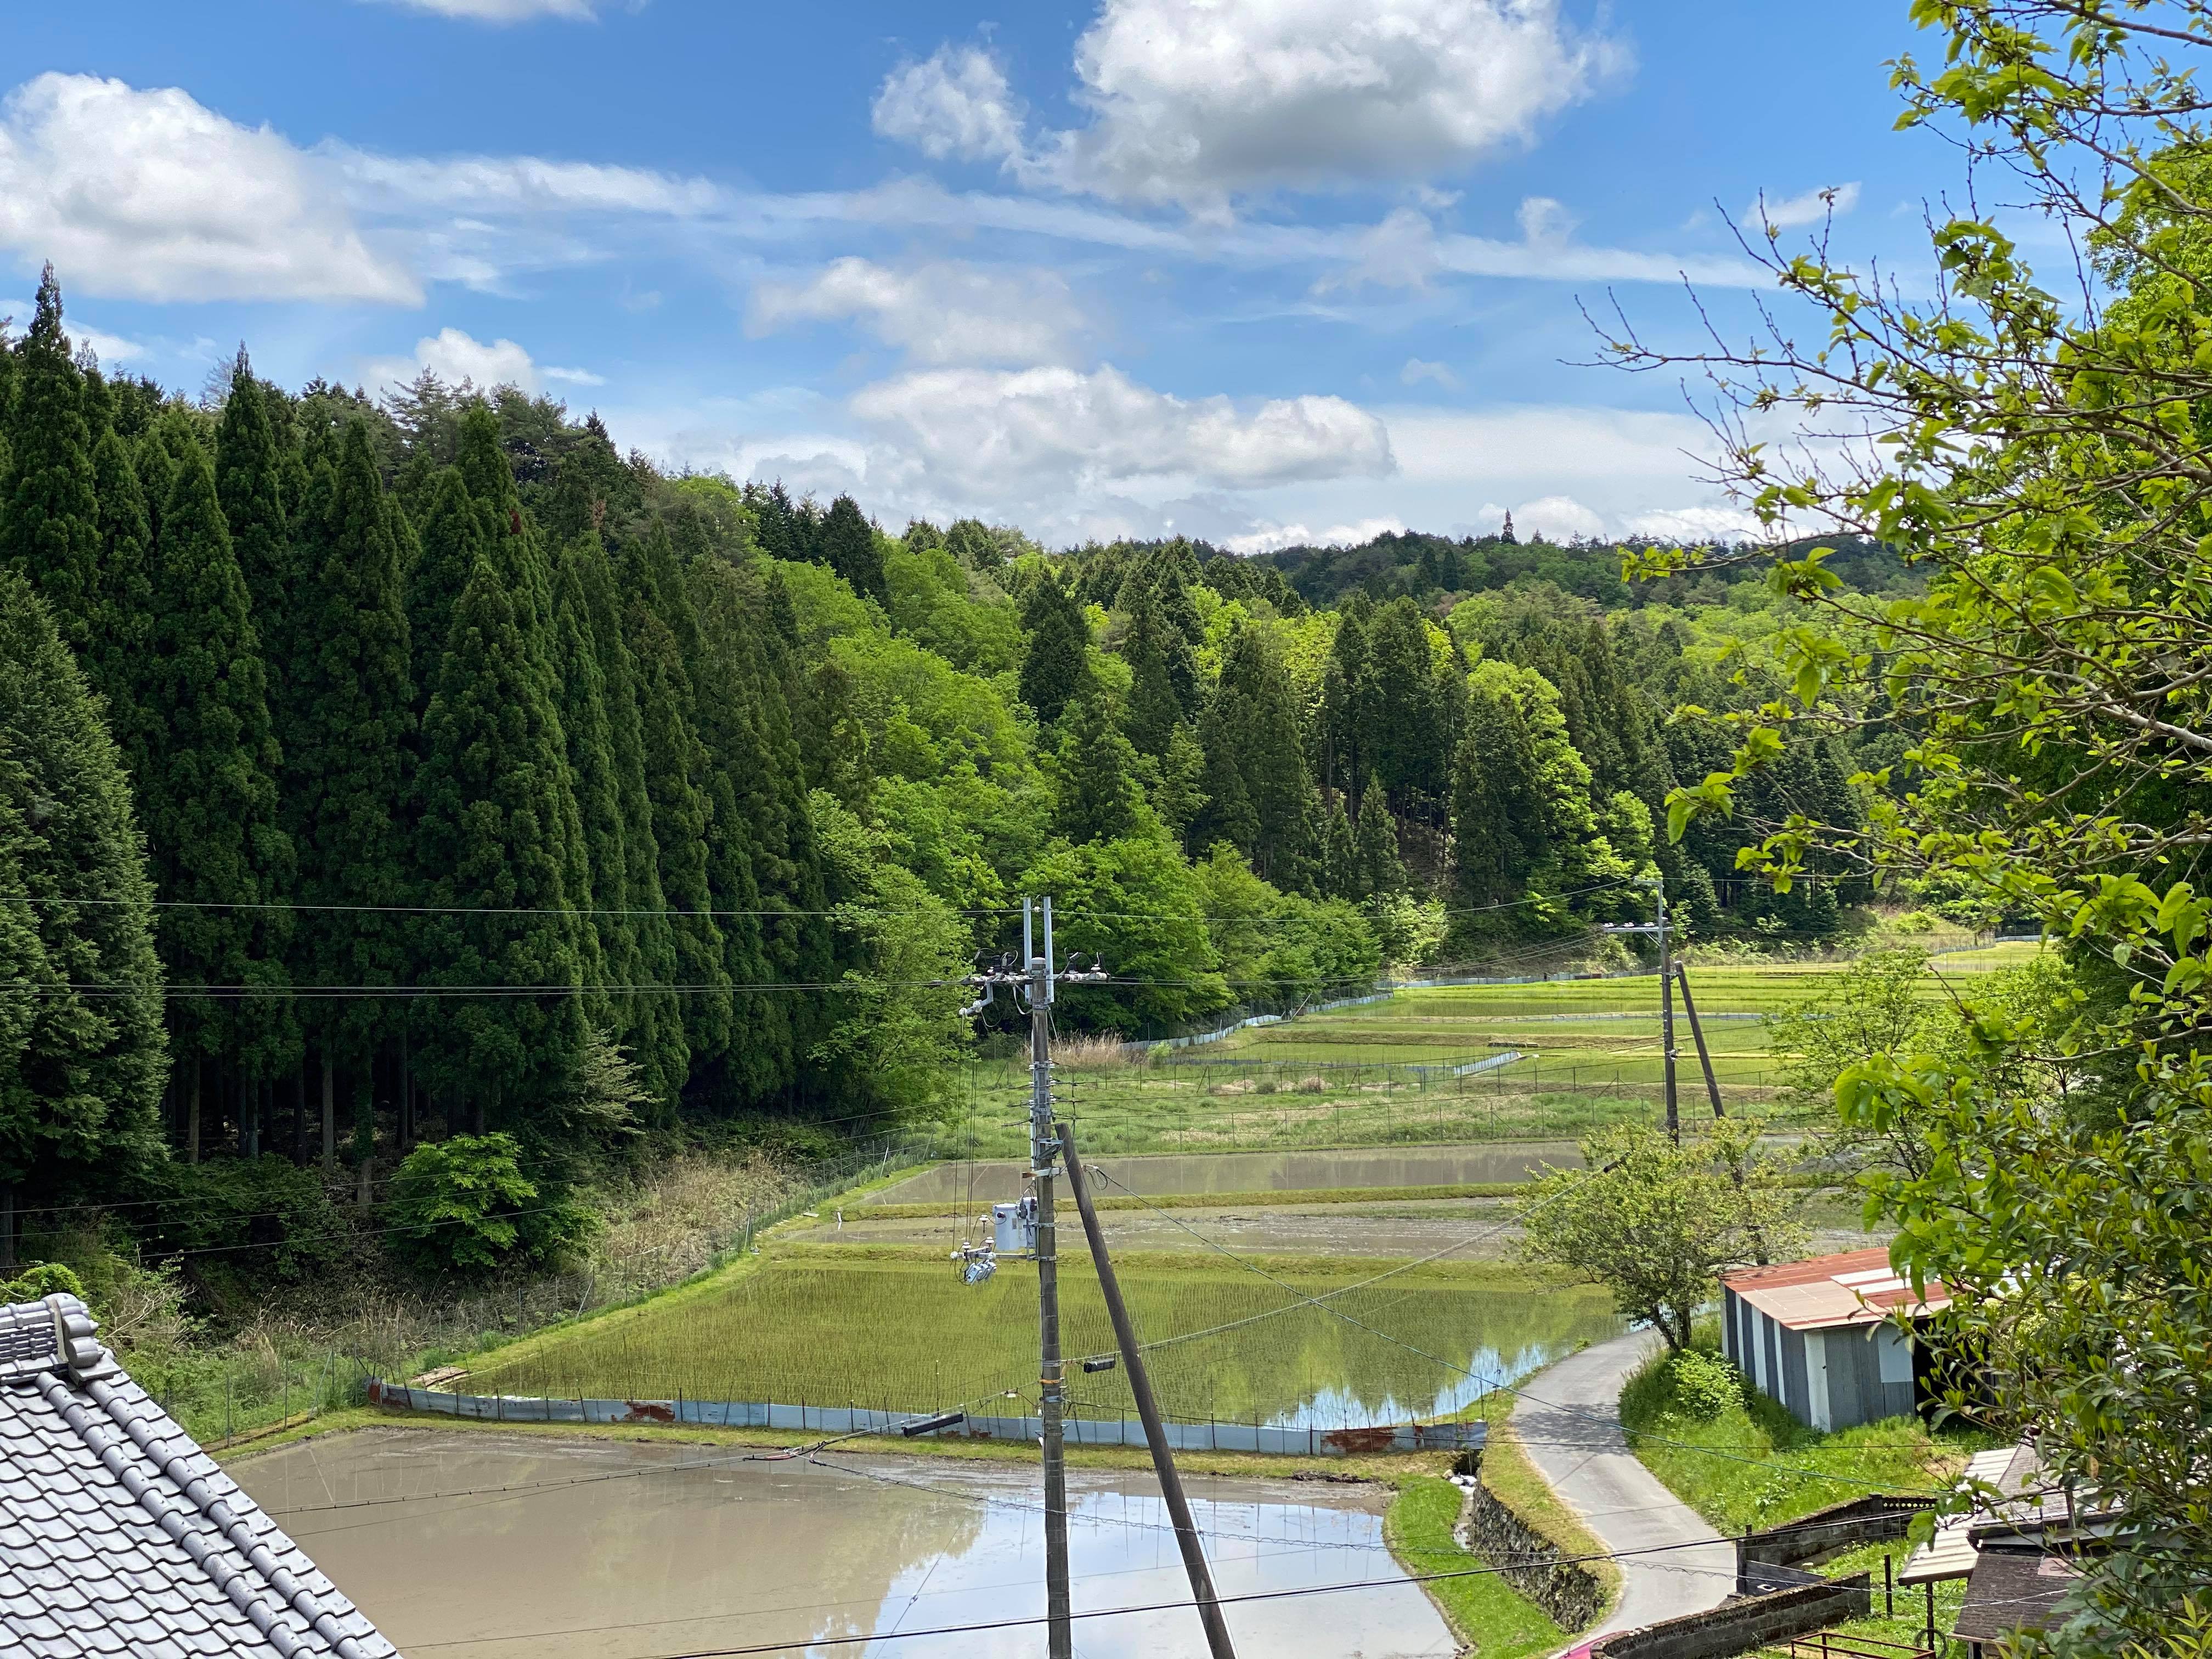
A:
[460,1248,1622,1431]
[924,943,2046,1160]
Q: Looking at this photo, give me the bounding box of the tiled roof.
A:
[0,1293,400,1659]
[1722,1246,1951,1331]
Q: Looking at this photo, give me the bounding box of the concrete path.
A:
[1508,1328,1736,1642]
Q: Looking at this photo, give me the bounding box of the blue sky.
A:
[1,1,1960,548]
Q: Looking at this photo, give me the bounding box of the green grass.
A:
[926,950,2050,1161]
[1387,1475,1565,1659]
[1617,1334,1983,1534]
[461,1246,1622,1430]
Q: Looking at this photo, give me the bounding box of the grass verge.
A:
[1617,1333,1980,1534]
[1481,1415,1621,1609]
[1386,1475,1564,1659]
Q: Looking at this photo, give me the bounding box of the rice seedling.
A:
[462,1250,1621,1430]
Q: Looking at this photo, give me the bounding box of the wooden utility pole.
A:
[1062,1124,1239,1659]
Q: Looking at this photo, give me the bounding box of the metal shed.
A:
[1720,1249,1949,1430]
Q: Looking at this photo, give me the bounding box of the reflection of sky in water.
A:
[848,1478,1455,1659]
[1248,1334,1611,1431]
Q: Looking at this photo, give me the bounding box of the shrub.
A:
[1891,909,1941,935]
[385,1134,597,1277]
[131,1156,342,1283]
[1,1262,85,1302]
[1667,1348,1744,1420]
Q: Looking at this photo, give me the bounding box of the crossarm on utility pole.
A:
[1059,1123,1239,1659]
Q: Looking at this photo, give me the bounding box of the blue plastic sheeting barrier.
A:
[366,1381,1486,1457]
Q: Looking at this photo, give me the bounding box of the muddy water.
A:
[876,1142,1587,1204]
[235,1430,1455,1658]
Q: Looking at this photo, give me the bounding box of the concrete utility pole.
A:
[1674,962,1725,1120]
[1601,874,1679,1142]
[1656,878,1679,1144]
[1024,896,1073,1659]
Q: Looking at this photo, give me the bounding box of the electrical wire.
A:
[1084,1164,1951,1499]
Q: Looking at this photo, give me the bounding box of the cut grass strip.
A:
[1386,1475,1564,1659]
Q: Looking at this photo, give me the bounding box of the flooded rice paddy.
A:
[462,1254,1622,1431]
[236,1430,1457,1658]
[875,1142,1589,1205]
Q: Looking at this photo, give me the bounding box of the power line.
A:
[1087,1163,1949,1499]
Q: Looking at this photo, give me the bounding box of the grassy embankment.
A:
[1620,1334,1991,1648]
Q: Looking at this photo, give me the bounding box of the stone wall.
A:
[1592,1576,1873,1659]
[1455,1474,1609,1633]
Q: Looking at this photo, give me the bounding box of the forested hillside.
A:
[0,266,1886,1261]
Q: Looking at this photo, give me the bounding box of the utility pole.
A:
[1657,878,1679,1144]
[955,898,1111,1658]
[1674,962,1725,1119]
[1600,874,1679,1142]
[1026,896,1073,1659]
[1062,1124,1239,1659]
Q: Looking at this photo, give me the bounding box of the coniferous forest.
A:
[0,266,1892,1270]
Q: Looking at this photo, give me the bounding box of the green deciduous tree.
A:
[1519,1121,1803,1351]
[1610,12,2212,1635]
[386,1132,595,1276]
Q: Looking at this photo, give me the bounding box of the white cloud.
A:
[0,297,142,365]
[748,258,1086,365]
[1507,493,1606,540]
[1748,182,1861,231]
[849,363,1392,498]
[1317,199,1766,293]
[364,327,564,393]
[543,364,606,386]
[1036,0,1628,213]
[359,0,602,18]
[872,46,1028,166]
[1223,515,1407,555]
[1621,503,1764,543]
[1400,358,1459,390]
[329,148,721,217]
[0,74,417,304]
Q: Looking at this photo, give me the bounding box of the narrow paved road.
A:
[1509,1328,1735,1643]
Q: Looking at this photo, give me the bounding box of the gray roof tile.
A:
[0,1296,401,1659]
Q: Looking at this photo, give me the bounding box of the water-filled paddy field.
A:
[462,1250,1621,1431]
[236,1430,1458,1659]
[928,944,2046,1159]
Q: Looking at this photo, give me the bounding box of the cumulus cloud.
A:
[1506,493,1607,541]
[748,258,1085,365]
[872,46,1028,166]
[359,0,602,18]
[849,363,1392,498]
[1042,0,1627,213]
[1748,182,1860,231]
[363,327,596,394]
[1400,358,1459,390]
[1223,515,1408,555]
[0,74,417,304]
[1621,503,1765,542]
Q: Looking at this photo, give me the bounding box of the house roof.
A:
[1899,1446,2022,1585]
[1953,1544,2083,1643]
[1722,1247,1951,1332]
[0,1293,401,1659]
